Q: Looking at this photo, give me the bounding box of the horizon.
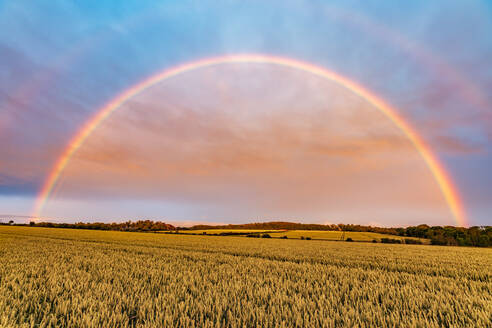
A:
[0,214,484,229]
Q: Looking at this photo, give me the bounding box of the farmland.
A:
[178,229,428,243]
[0,226,491,327]
[267,230,424,241]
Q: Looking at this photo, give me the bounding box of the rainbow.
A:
[32,54,468,226]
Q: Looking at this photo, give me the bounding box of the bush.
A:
[404,238,422,245]
[346,238,353,242]
[430,236,447,245]
[381,238,402,244]
[372,239,377,243]
[305,237,312,240]
[261,234,271,238]
[300,236,305,240]
[281,236,288,239]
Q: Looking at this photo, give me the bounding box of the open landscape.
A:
[1,226,491,327]
[2,2,492,327]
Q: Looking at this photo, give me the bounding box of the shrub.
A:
[346,238,353,242]
[281,236,288,239]
[261,234,271,238]
[305,237,312,240]
[300,236,305,240]
[372,239,377,243]
[381,238,402,244]
[430,236,447,245]
[404,238,422,245]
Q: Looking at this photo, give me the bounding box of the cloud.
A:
[4,0,490,225]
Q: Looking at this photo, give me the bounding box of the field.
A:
[267,230,427,242]
[1,226,490,327]
[180,229,428,243]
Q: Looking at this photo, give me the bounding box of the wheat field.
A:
[0,226,490,327]
[266,230,427,242]
[174,229,427,243]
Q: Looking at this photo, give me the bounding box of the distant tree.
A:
[261,234,271,238]
[8,220,13,225]
[372,239,377,243]
[430,235,447,246]
[456,237,466,246]
[478,235,490,247]
[29,221,35,226]
[346,238,353,242]
[305,237,312,240]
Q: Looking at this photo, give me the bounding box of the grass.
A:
[0,226,490,327]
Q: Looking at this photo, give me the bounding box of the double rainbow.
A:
[32,54,468,226]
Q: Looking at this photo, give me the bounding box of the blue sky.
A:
[0,1,491,226]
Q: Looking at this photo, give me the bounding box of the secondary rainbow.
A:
[32,54,468,226]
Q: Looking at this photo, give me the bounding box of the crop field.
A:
[181,229,428,243]
[267,230,427,242]
[0,226,490,327]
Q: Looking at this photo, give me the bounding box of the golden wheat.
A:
[0,226,490,327]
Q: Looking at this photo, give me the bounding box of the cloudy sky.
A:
[0,1,491,226]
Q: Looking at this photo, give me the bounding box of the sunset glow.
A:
[32,55,466,226]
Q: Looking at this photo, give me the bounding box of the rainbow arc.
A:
[32,54,468,227]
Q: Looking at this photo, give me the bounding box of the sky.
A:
[0,1,491,227]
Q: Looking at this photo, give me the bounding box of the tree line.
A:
[395,224,491,247]
[25,220,175,232]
